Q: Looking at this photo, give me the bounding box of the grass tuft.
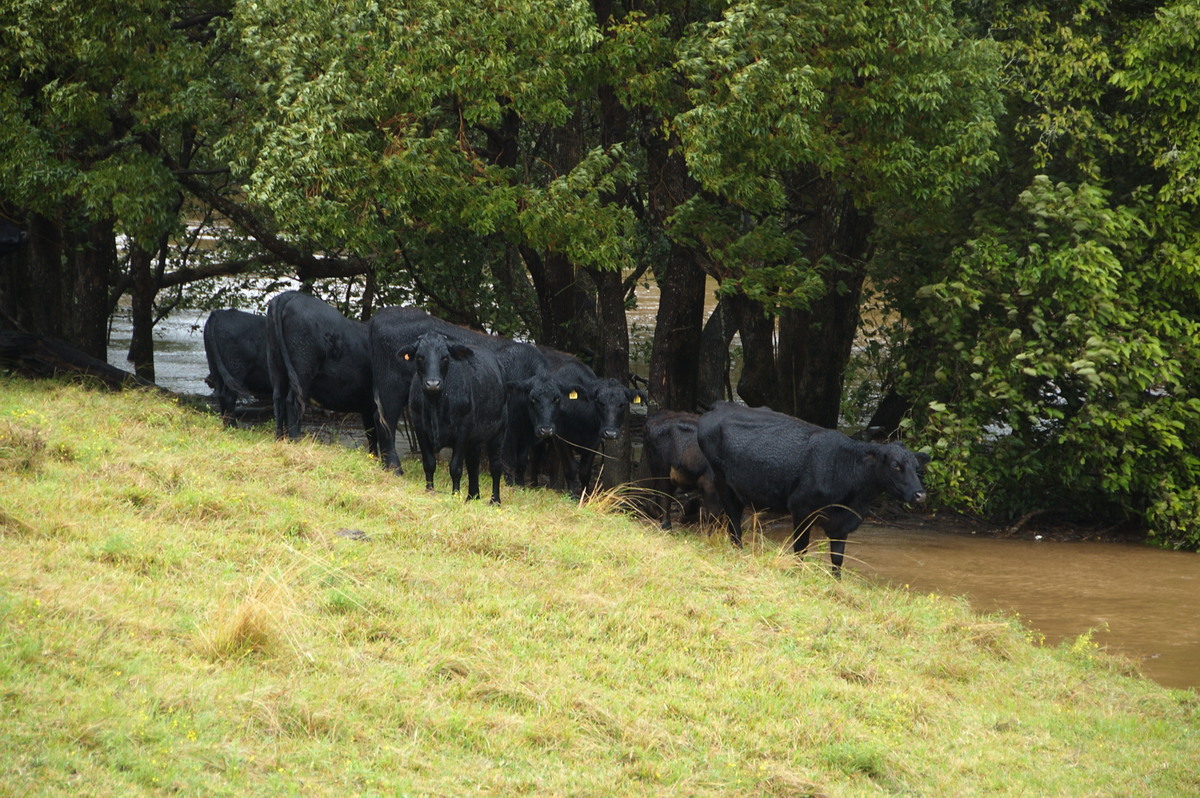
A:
[198,570,302,662]
[0,420,46,471]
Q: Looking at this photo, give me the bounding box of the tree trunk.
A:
[0,210,114,359]
[589,266,634,488]
[732,293,780,409]
[127,242,156,381]
[64,219,114,360]
[648,243,706,410]
[697,293,736,409]
[777,188,873,427]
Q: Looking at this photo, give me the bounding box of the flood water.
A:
[848,524,1200,690]
[108,304,1200,692]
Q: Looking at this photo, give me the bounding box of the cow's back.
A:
[269,291,372,411]
[697,402,822,509]
[204,309,271,399]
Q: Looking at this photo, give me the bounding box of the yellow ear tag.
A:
[633,395,642,404]
[568,390,579,400]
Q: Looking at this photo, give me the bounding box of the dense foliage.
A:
[890,1,1200,548]
[2,0,1199,546]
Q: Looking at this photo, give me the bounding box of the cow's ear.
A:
[448,344,474,361]
[398,345,416,361]
[915,451,932,467]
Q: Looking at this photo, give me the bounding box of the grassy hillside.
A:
[1,377,1196,796]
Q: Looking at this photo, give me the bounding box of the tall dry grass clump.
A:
[198,572,302,661]
[0,420,46,471]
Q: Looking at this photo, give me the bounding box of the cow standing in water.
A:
[697,401,929,574]
[400,332,507,504]
[266,291,377,454]
[203,309,271,427]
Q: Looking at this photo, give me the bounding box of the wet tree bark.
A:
[696,293,736,409]
[127,242,156,382]
[0,210,115,360]
[648,244,706,410]
[781,191,873,427]
[732,293,781,410]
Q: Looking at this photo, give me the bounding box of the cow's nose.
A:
[536,425,555,439]
[912,490,927,504]
[423,379,442,394]
[602,428,619,440]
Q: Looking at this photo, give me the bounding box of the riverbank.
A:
[2,377,1197,795]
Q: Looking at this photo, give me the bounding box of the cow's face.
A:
[873,445,930,504]
[407,333,472,397]
[525,376,562,439]
[591,380,645,440]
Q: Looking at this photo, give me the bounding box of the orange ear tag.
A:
[403,353,411,361]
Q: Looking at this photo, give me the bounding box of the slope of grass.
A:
[1,377,1196,796]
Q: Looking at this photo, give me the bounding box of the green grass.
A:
[1,376,1197,796]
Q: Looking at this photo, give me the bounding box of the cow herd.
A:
[204,290,930,573]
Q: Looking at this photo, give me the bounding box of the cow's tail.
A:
[205,317,252,400]
[269,294,305,405]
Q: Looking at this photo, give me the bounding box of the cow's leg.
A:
[416,431,438,491]
[360,410,379,458]
[448,443,466,495]
[272,386,287,439]
[557,442,581,494]
[712,475,744,547]
[487,436,504,505]
[657,479,675,530]
[822,509,862,576]
[373,379,409,473]
[529,439,552,487]
[507,441,528,487]
[646,464,675,530]
[216,386,238,428]
[463,442,482,501]
[286,388,305,439]
[787,499,816,557]
[788,517,813,557]
[576,447,597,498]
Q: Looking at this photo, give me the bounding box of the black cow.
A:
[266,291,377,453]
[369,306,442,473]
[642,410,718,530]
[540,351,646,495]
[203,309,271,427]
[369,306,547,475]
[696,401,929,573]
[400,332,507,503]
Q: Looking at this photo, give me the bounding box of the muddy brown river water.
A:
[842,524,1200,691]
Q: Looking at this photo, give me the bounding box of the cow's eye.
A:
[893,462,903,471]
